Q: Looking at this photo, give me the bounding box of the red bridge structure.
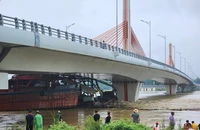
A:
[94,0,146,57]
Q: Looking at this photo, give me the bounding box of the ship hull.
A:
[0,89,79,111]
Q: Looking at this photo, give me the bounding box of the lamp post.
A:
[182,57,186,73]
[176,52,181,71]
[116,0,118,50]
[186,62,190,76]
[66,23,75,31]
[141,20,151,59]
[158,35,166,64]
[114,0,119,57]
[172,45,175,67]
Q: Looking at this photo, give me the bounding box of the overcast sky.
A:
[0,0,199,78]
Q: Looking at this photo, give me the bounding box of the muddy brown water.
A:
[1,91,200,129]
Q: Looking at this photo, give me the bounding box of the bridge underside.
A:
[0,46,189,84]
[0,46,190,101]
[0,31,191,101]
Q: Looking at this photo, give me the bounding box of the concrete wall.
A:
[128,82,141,101]
[0,73,8,89]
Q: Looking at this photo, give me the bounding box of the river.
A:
[1,91,200,129]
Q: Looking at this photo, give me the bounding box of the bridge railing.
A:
[0,14,191,81]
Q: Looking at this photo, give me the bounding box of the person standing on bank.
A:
[191,121,198,130]
[153,122,160,130]
[26,110,34,130]
[169,112,175,130]
[55,110,62,124]
[93,110,100,121]
[105,111,111,124]
[34,110,43,130]
[184,120,189,130]
[131,109,140,123]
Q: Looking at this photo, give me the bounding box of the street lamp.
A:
[114,0,119,57]
[66,23,75,31]
[172,45,175,68]
[176,52,181,71]
[116,0,118,49]
[158,35,166,64]
[186,62,190,76]
[182,57,186,74]
[141,20,151,59]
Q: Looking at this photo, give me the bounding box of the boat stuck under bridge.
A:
[0,74,117,111]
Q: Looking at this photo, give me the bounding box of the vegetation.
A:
[83,115,104,130]
[5,114,185,130]
[36,115,152,130]
[48,121,77,130]
[6,124,22,130]
[104,118,151,130]
[83,115,151,130]
[157,118,184,130]
[194,77,200,84]
[143,80,163,85]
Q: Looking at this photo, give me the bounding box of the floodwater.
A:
[1,91,200,129]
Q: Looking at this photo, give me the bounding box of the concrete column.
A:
[165,84,177,95]
[135,82,142,101]
[127,82,141,102]
[0,72,8,89]
[113,82,142,102]
[113,83,124,101]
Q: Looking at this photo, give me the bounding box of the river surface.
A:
[1,91,200,129]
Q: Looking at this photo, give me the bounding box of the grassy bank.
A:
[7,115,186,130]
[6,115,151,130]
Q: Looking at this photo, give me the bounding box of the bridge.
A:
[0,13,195,102]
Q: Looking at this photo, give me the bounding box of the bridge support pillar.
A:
[0,72,8,89]
[114,82,142,102]
[165,84,177,95]
[177,84,196,92]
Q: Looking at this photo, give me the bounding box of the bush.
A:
[48,121,77,130]
[83,115,104,130]
[6,124,22,130]
[83,116,151,130]
[104,118,151,130]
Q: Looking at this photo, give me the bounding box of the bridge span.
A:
[0,15,194,102]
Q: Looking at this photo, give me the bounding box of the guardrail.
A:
[0,14,192,81]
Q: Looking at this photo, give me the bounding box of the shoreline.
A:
[1,91,200,129]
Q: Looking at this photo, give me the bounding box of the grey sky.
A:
[0,0,199,78]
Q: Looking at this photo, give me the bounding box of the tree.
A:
[194,77,200,84]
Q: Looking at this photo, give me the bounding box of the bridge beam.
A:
[0,47,11,63]
[165,84,177,95]
[0,72,8,89]
[113,82,142,102]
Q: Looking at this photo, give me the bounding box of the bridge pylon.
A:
[93,0,146,56]
[167,43,175,67]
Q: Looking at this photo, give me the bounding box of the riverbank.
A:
[127,91,200,111]
[1,91,200,129]
[97,91,200,111]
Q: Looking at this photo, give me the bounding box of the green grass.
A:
[5,113,185,130]
[48,121,77,130]
[43,115,151,130]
